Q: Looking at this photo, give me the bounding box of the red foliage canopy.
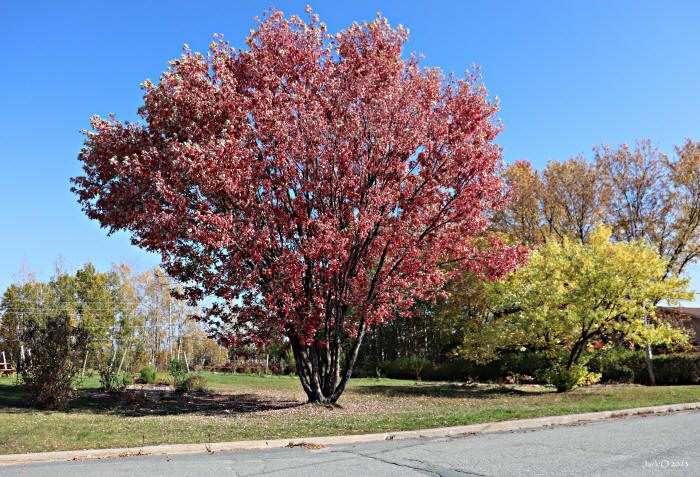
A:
[73,8,522,401]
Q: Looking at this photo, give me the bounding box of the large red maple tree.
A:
[72,8,522,403]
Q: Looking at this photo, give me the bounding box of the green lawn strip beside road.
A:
[1,373,699,455]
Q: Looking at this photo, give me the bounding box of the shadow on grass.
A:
[351,383,550,399]
[0,382,26,408]
[0,383,303,416]
[0,381,554,416]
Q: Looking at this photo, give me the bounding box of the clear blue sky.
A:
[1,0,698,304]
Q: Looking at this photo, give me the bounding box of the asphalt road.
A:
[4,410,699,476]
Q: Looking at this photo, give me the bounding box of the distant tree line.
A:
[0,264,228,408]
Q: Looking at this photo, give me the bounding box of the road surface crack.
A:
[331,448,487,477]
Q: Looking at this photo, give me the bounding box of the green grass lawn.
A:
[1,372,699,455]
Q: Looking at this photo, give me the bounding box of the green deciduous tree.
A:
[1,264,139,397]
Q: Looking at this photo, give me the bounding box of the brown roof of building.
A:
[658,306,700,319]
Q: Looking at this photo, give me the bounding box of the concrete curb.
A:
[2,401,699,466]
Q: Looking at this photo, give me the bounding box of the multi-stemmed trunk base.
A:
[288,320,367,405]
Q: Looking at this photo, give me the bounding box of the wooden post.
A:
[110,347,118,371]
[645,341,656,385]
[81,349,89,378]
[117,349,127,375]
[643,313,656,386]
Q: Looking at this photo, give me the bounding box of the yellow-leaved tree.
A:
[464,226,692,391]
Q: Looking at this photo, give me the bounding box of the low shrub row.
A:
[649,353,700,384]
[589,351,700,385]
[208,361,287,375]
[379,352,549,383]
[379,351,700,386]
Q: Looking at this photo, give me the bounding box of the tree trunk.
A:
[642,313,656,385]
[289,318,366,404]
[645,341,656,386]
